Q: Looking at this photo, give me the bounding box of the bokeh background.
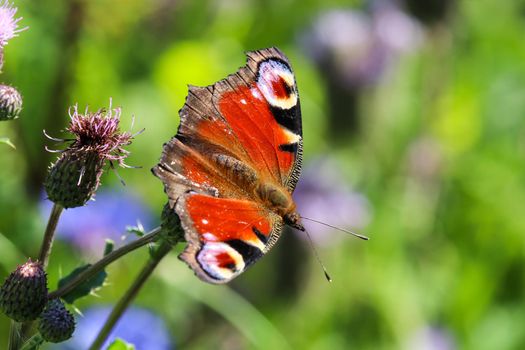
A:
[1,0,524,349]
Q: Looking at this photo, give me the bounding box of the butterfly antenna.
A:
[301,216,369,241]
[303,228,332,283]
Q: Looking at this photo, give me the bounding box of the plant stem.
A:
[48,226,162,299]
[38,203,63,268]
[8,321,21,350]
[88,240,173,350]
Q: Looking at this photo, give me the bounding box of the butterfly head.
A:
[284,211,304,232]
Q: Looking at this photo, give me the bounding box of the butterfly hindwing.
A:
[177,193,282,283]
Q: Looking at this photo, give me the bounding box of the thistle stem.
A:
[38,203,63,268]
[8,321,21,350]
[19,334,44,350]
[88,240,173,350]
[48,226,162,299]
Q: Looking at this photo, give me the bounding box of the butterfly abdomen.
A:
[210,152,296,219]
[256,182,294,214]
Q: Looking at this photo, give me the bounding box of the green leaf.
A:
[58,264,107,304]
[106,338,136,350]
[0,137,15,149]
[126,222,145,237]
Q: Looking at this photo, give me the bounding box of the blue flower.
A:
[40,188,156,254]
[58,306,173,349]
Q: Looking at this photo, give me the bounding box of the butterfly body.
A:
[154,47,303,283]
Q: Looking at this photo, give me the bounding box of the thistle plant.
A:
[0,3,185,349]
[44,104,133,209]
[0,0,24,148]
[0,0,25,72]
[37,299,75,343]
[0,260,47,322]
[0,104,184,350]
[0,98,181,349]
[0,84,21,120]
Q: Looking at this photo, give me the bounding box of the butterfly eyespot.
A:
[197,242,245,281]
[257,59,297,110]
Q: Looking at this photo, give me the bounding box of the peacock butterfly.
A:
[153,47,305,284]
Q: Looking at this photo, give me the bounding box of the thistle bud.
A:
[44,103,134,208]
[0,84,22,121]
[38,299,75,343]
[0,259,48,322]
[45,150,105,208]
[161,203,185,245]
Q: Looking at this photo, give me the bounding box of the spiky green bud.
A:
[38,299,75,343]
[0,84,22,121]
[0,259,48,322]
[161,203,185,245]
[45,150,105,208]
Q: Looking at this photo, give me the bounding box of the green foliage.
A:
[57,265,107,304]
[57,239,113,304]
[107,338,136,350]
[0,137,15,148]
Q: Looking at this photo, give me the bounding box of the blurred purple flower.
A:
[372,0,423,53]
[294,157,371,245]
[301,1,422,89]
[406,136,443,183]
[0,1,25,47]
[58,306,173,350]
[40,188,156,255]
[405,326,456,350]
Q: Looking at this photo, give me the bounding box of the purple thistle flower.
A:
[0,84,22,121]
[58,306,173,350]
[0,1,25,47]
[66,103,133,167]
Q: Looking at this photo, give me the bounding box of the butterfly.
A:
[153,47,305,284]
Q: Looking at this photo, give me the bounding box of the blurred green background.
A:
[1,0,525,349]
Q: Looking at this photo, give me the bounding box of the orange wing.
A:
[153,47,302,283]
